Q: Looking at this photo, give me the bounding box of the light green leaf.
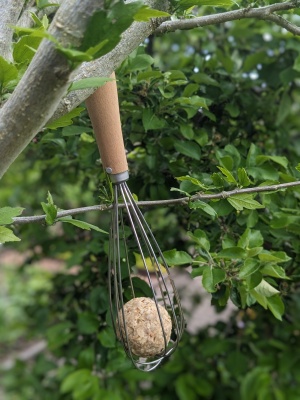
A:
[13,35,42,64]
[176,175,206,189]
[239,259,261,278]
[163,249,193,266]
[266,295,285,321]
[69,77,113,92]
[228,194,264,211]
[259,251,291,263]
[174,140,201,160]
[0,226,21,243]
[46,107,84,129]
[174,95,208,109]
[188,229,210,252]
[178,0,234,10]
[58,217,108,234]
[56,46,93,62]
[41,191,57,225]
[250,288,268,309]
[216,247,247,260]
[189,200,217,218]
[261,265,290,280]
[0,56,18,87]
[254,279,280,298]
[127,54,154,72]
[246,271,263,290]
[60,369,92,394]
[256,155,288,169]
[238,168,251,187]
[217,166,237,184]
[0,207,24,225]
[202,267,226,293]
[134,6,170,21]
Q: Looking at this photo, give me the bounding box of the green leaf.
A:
[98,327,116,348]
[227,194,264,211]
[188,229,210,251]
[163,249,193,266]
[188,229,210,252]
[174,140,201,160]
[174,95,208,110]
[13,35,42,64]
[176,175,206,189]
[260,265,290,280]
[189,200,217,218]
[266,295,285,321]
[238,168,251,187]
[142,108,167,132]
[202,267,226,293]
[69,77,113,92]
[217,166,237,184]
[0,226,21,243]
[0,56,18,87]
[127,54,154,72]
[178,0,234,10]
[0,207,24,225]
[58,217,108,234]
[239,259,261,278]
[259,251,291,263]
[134,6,170,21]
[77,312,99,334]
[62,125,93,136]
[254,279,280,298]
[41,191,57,225]
[216,247,247,260]
[60,369,92,394]
[246,271,263,290]
[180,124,194,140]
[46,107,84,129]
[256,155,288,169]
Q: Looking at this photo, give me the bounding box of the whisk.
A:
[86,74,184,371]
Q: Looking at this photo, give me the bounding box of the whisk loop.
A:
[108,181,185,371]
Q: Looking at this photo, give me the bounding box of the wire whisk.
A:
[86,73,185,371]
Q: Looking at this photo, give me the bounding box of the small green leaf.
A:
[238,168,251,187]
[46,107,84,129]
[0,207,24,225]
[58,217,108,234]
[239,259,261,278]
[163,249,193,266]
[188,229,210,252]
[174,140,201,160]
[254,279,280,298]
[176,175,206,189]
[216,247,247,260]
[266,295,285,321]
[217,166,237,184]
[56,46,93,62]
[69,77,113,91]
[134,6,170,21]
[259,251,291,263]
[0,226,21,243]
[142,108,167,132]
[228,194,264,211]
[261,265,290,280]
[178,0,234,10]
[13,35,42,64]
[0,56,18,87]
[127,54,154,72]
[202,267,226,293]
[98,327,116,348]
[256,155,288,169]
[60,369,92,394]
[189,200,217,218]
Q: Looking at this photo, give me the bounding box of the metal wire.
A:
[108,181,185,371]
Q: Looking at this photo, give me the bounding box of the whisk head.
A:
[108,181,185,371]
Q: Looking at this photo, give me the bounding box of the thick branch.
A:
[17,0,63,29]
[13,181,300,224]
[51,0,170,121]
[0,0,26,61]
[0,0,104,179]
[155,1,300,35]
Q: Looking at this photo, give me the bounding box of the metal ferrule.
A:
[108,170,129,184]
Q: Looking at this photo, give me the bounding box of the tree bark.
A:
[0,0,26,61]
[0,0,103,179]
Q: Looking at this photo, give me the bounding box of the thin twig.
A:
[12,181,300,224]
[155,1,300,35]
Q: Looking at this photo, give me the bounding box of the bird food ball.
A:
[117,297,172,357]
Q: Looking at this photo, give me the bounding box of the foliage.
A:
[1,0,300,399]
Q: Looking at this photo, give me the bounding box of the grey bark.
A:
[17,0,63,29]
[0,0,104,179]
[0,0,26,61]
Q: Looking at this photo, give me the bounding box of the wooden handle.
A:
[86,73,128,175]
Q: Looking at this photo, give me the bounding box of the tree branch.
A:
[13,181,300,224]
[0,0,104,179]
[0,0,26,61]
[17,0,63,29]
[50,0,170,121]
[155,1,300,35]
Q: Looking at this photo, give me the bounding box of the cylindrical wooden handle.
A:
[86,73,128,175]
